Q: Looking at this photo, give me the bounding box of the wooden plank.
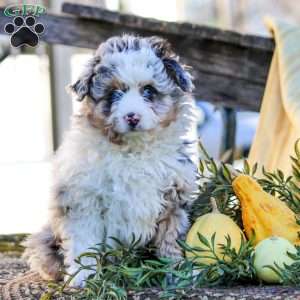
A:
[62,2,274,51]
[0,4,275,111]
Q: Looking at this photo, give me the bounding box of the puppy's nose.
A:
[124,112,140,127]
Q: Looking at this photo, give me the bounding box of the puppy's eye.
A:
[142,85,158,101]
[107,89,123,102]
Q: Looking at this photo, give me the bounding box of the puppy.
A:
[23,35,199,287]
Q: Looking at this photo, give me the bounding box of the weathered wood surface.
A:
[1,254,300,300]
[62,3,274,50]
[0,3,274,111]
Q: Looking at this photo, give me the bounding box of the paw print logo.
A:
[4,16,44,47]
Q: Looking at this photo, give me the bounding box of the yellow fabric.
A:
[248,17,300,175]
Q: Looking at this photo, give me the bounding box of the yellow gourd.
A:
[186,198,245,264]
[232,174,300,246]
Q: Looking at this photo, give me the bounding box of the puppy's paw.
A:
[65,263,94,288]
[158,241,183,260]
[66,267,94,288]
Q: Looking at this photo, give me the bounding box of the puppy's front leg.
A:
[61,216,103,287]
[154,187,190,258]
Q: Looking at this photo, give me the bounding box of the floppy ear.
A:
[162,58,194,93]
[148,36,194,93]
[68,56,100,102]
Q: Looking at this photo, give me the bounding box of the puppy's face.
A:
[70,36,193,141]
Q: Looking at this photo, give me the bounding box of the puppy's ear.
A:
[162,58,194,93]
[148,36,194,93]
[68,56,100,102]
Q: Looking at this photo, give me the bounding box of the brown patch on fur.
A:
[153,187,186,258]
[22,226,63,281]
[110,78,128,92]
[159,105,178,128]
[147,36,174,59]
[103,124,123,145]
[80,98,123,145]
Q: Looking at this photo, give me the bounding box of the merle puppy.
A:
[23,35,199,287]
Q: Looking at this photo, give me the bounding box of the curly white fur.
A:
[23,35,199,287]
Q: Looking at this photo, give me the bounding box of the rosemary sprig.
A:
[264,246,300,285]
[190,142,246,226]
[257,140,300,213]
[178,233,256,287]
[192,140,300,225]
[45,233,256,300]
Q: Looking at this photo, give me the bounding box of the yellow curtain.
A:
[248,18,300,176]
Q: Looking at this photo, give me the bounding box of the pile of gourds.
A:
[186,174,300,283]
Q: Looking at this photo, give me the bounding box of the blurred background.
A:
[0,0,299,234]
